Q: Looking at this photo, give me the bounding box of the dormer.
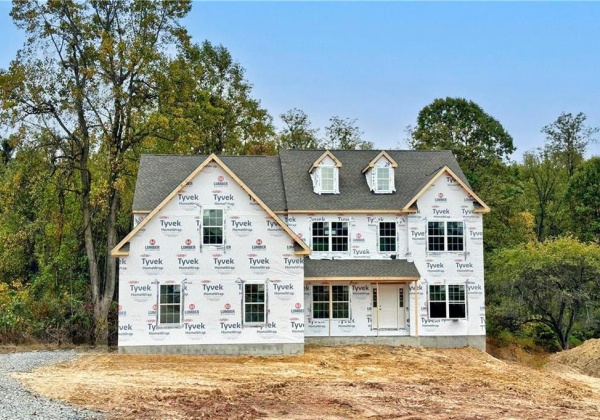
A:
[309,151,342,194]
[362,151,397,194]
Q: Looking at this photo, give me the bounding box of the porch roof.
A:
[304,258,420,282]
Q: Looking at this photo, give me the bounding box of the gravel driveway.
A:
[0,350,103,419]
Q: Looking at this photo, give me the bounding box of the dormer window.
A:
[375,167,391,193]
[363,151,397,194]
[320,166,336,193]
[309,151,342,195]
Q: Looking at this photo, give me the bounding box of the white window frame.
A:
[311,221,349,253]
[159,284,182,325]
[374,167,392,193]
[243,282,266,325]
[427,220,464,252]
[428,284,467,319]
[201,208,224,245]
[320,165,337,194]
[311,284,350,320]
[378,221,397,253]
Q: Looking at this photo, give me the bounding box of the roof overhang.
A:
[111,154,311,257]
[309,150,342,173]
[361,150,398,173]
[402,166,490,214]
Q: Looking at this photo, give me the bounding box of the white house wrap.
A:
[112,150,489,355]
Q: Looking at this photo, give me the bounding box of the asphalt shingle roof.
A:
[132,150,469,213]
[304,258,420,279]
[278,149,469,211]
[132,155,286,212]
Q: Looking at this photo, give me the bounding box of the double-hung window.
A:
[320,166,336,193]
[375,167,391,193]
[428,285,466,319]
[312,285,349,319]
[312,222,348,252]
[427,221,464,251]
[202,209,223,245]
[243,283,266,324]
[378,222,396,253]
[159,284,181,324]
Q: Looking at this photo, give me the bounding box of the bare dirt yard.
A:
[13,344,600,419]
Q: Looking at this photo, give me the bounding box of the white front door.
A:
[376,284,407,329]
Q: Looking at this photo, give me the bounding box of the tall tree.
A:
[565,157,600,242]
[521,149,566,241]
[541,112,599,178]
[489,237,600,350]
[0,0,192,344]
[277,108,319,150]
[408,97,515,182]
[323,116,373,150]
[147,40,274,155]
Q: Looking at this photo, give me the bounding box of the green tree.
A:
[565,157,600,242]
[323,116,373,150]
[408,97,515,182]
[489,237,600,350]
[149,40,274,155]
[541,112,599,178]
[0,0,192,344]
[277,108,319,150]
[521,149,567,241]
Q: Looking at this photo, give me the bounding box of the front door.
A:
[376,284,406,329]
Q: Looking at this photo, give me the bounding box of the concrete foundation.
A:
[306,335,486,351]
[119,343,304,356]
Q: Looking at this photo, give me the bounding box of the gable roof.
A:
[132,155,287,212]
[112,154,310,257]
[129,149,484,217]
[361,150,398,173]
[279,149,471,212]
[403,166,490,213]
[308,150,343,172]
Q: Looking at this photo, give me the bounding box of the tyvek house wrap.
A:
[296,169,485,339]
[118,160,305,347]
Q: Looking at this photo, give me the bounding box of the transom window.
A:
[312,285,349,319]
[428,221,464,251]
[429,284,466,319]
[375,167,391,192]
[312,222,348,252]
[244,283,266,324]
[159,284,181,324]
[379,222,396,252]
[203,209,223,245]
[320,166,336,193]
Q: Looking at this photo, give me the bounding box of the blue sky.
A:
[1,1,599,160]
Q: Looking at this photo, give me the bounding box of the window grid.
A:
[203,209,223,245]
[376,167,390,192]
[321,166,335,192]
[427,221,464,252]
[428,284,466,319]
[312,285,330,319]
[448,285,466,318]
[447,222,464,251]
[331,285,349,319]
[312,222,329,252]
[244,283,265,323]
[159,284,181,324]
[379,222,397,252]
[399,288,404,308]
[428,221,445,251]
[311,222,348,252]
